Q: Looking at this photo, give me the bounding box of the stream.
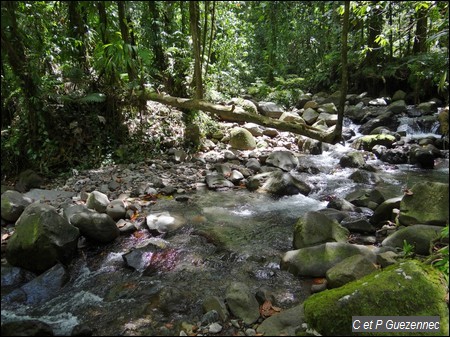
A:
[1,113,449,336]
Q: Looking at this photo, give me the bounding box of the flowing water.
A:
[1,114,448,335]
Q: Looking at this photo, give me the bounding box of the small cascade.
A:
[397,105,441,138]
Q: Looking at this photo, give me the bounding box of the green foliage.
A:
[1,0,449,179]
[430,225,449,284]
[247,76,305,107]
[405,51,449,97]
[401,239,415,258]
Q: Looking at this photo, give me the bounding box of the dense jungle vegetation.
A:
[1,1,448,179]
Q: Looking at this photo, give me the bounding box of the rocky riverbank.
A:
[1,93,449,336]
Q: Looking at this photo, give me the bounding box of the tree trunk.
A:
[267,1,278,84]
[97,1,108,44]
[413,6,428,54]
[204,1,216,78]
[335,1,350,144]
[189,1,203,99]
[148,1,167,73]
[180,1,188,36]
[144,92,336,143]
[117,1,136,81]
[68,1,87,69]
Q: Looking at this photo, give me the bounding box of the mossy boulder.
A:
[352,134,396,151]
[398,182,449,226]
[325,255,378,288]
[281,242,377,277]
[304,260,449,336]
[381,225,443,255]
[293,211,349,249]
[5,203,80,273]
[339,151,366,168]
[225,282,260,325]
[1,190,32,222]
[229,127,256,150]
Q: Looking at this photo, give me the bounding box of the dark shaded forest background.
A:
[1,1,448,179]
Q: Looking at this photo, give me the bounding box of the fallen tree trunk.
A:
[145,92,338,143]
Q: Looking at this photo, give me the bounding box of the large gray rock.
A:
[205,173,235,190]
[257,304,305,336]
[1,190,32,222]
[281,242,377,277]
[370,196,402,226]
[225,282,260,325]
[302,108,319,125]
[5,263,69,305]
[71,210,119,243]
[381,225,443,255]
[325,255,377,288]
[359,111,398,135]
[398,182,449,226]
[387,99,407,114]
[266,151,298,171]
[228,98,258,114]
[261,171,311,196]
[293,211,349,249]
[5,203,79,273]
[257,102,284,118]
[339,151,366,168]
[86,190,110,213]
[106,199,126,221]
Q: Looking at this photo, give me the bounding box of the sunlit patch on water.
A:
[103,252,124,265]
[231,207,254,217]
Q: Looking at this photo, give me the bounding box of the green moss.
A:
[354,134,396,151]
[304,260,448,336]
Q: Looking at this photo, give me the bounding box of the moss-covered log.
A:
[145,92,338,144]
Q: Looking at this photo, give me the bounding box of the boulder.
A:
[293,211,349,249]
[86,191,110,213]
[304,260,449,336]
[266,151,298,171]
[205,173,235,190]
[260,171,311,196]
[370,196,402,226]
[351,134,396,151]
[381,225,444,255]
[6,203,79,273]
[325,255,377,288]
[229,128,256,150]
[257,304,305,336]
[398,182,448,226]
[1,190,32,222]
[71,210,119,243]
[257,102,284,118]
[281,242,377,277]
[339,151,366,168]
[225,282,260,325]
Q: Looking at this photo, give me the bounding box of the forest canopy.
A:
[1,1,448,178]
